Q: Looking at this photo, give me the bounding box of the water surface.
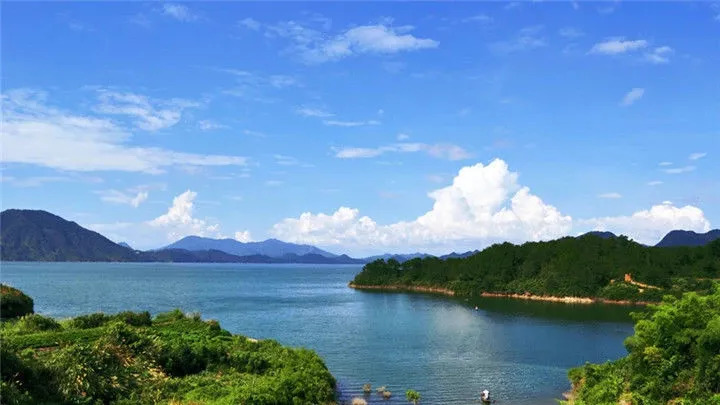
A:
[1,262,637,404]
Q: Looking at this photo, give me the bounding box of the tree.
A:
[406,389,421,404]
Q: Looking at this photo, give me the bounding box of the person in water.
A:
[481,389,491,402]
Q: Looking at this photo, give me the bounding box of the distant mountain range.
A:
[164,235,337,258]
[655,229,720,248]
[0,209,362,264]
[1,209,718,263]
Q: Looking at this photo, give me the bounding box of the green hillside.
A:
[351,234,720,302]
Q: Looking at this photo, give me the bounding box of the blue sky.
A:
[2,2,718,256]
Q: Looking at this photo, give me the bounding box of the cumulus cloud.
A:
[148,190,221,241]
[272,159,572,253]
[581,202,710,245]
[589,38,648,54]
[620,88,644,106]
[98,188,149,208]
[266,20,438,63]
[334,142,471,161]
[1,89,247,173]
[234,230,253,242]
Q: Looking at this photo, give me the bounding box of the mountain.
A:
[164,236,337,258]
[0,209,138,261]
[362,253,433,263]
[118,242,133,249]
[580,231,617,239]
[655,229,720,247]
[0,209,363,264]
[439,250,479,260]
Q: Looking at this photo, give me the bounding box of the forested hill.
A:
[351,234,720,302]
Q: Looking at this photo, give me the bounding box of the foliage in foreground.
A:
[352,235,720,301]
[0,284,34,319]
[1,305,336,405]
[566,286,720,404]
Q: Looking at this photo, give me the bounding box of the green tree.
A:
[406,389,421,404]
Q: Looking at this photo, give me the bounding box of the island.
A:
[0,285,336,405]
[350,233,720,304]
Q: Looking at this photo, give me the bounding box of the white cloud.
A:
[491,26,546,52]
[243,129,266,137]
[266,21,438,63]
[644,46,673,64]
[95,89,199,131]
[198,120,227,131]
[689,152,707,160]
[323,119,381,127]
[234,230,253,242]
[620,88,644,106]
[272,159,572,253]
[98,188,149,208]
[265,180,284,187]
[334,142,471,161]
[582,202,710,245]
[659,161,673,166]
[397,133,410,141]
[296,107,334,118]
[463,14,493,23]
[238,17,261,31]
[559,27,584,38]
[598,192,622,199]
[1,89,247,173]
[589,38,648,55]
[664,165,696,174]
[148,190,221,241]
[647,180,663,186]
[162,3,199,22]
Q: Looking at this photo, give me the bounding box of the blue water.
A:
[1,262,636,404]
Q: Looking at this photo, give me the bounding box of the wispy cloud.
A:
[334,142,471,161]
[491,25,546,53]
[598,192,622,199]
[647,180,663,186]
[238,17,261,31]
[559,27,584,38]
[463,14,493,24]
[663,165,696,174]
[589,38,648,55]
[2,88,247,173]
[659,161,673,166]
[94,89,200,131]
[644,46,673,64]
[243,129,266,137]
[323,119,380,127]
[97,188,149,208]
[296,107,334,118]
[162,3,199,22]
[689,152,707,160]
[261,19,438,63]
[197,120,227,131]
[620,88,644,106]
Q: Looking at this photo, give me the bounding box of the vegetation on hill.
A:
[565,286,720,404]
[0,284,34,319]
[351,235,720,302]
[0,290,336,404]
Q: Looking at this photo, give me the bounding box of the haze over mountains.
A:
[1,209,719,263]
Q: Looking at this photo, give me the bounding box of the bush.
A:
[0,285,33,319]
[68,312,110,329]
[15,314,61,333]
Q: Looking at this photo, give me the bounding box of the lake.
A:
[1,262,637,404]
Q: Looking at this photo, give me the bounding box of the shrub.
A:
[383,390,392,399]
[352,398,368,405]
[15,314,61,333]
[0,285,33,319]
[362,383,372,393]
[113,311,152,327]
[377,385,387,393]
[68,312,110,329]
[406,389,421,404]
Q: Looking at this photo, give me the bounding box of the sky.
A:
[1,2,719,256]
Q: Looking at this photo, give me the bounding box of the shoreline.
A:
[348,283,651,306]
